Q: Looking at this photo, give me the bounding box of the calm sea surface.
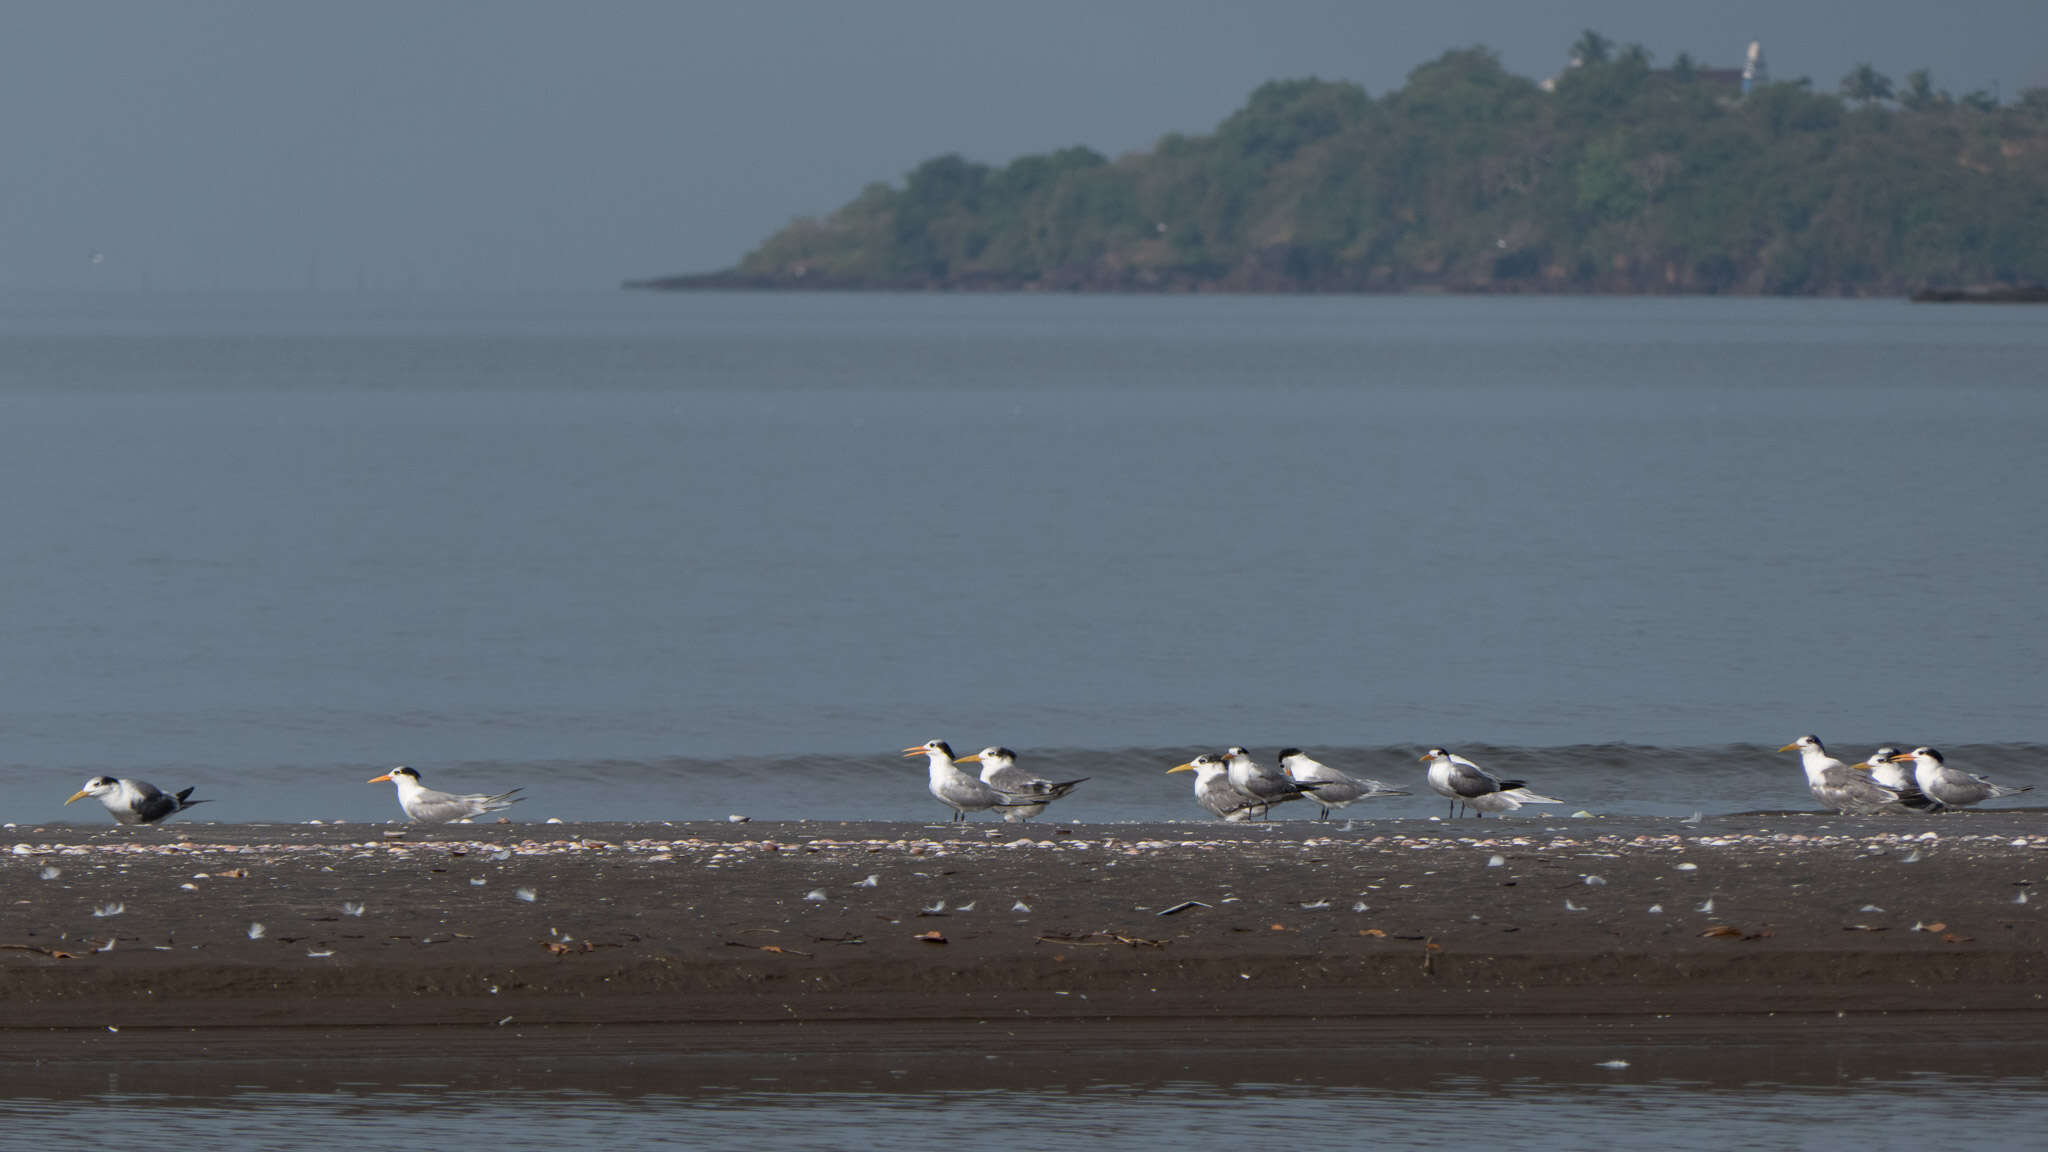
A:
[7,1032,2048,1149]
[2,291,2044,823]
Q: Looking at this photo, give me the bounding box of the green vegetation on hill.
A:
[634,41,2048,295]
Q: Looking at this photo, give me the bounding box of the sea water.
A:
[6,290,2046,1141]
[6,1031,2047,1149]
[2,291,2042,824]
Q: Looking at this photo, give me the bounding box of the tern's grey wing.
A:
[1304,776,1365,805]
[129,782,178,824]
[932,774,1005,812]
[470,787,523,813]
[1240,769,1312,801]
[1817,768,1902,814]
[1919,768,1982,808]
[1945,773,1995,806]
[407,787,521,823]
[403,788,472,822]
[1196,776,1256,819]
[984,765,1084,799]
[1465,790,1520,814]
[1445,761,1499,799]
[1970,772,2028,799]
[982,764,1042,792]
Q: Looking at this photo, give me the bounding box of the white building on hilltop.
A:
[1742,40,1768,94]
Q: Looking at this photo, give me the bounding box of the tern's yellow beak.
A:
[1777,743,1803,753]
[65,790,89,805]
[953,753,984,764]
[1886,752,1915,763]
[367,773,394,783]
[901,747,930,757]
[1166,761,1196,773]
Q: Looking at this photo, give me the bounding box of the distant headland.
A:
[627,33,2048,298]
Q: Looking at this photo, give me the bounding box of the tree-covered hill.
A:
[630,44,2048,296]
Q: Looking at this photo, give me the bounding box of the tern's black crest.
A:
[1276,748,1303,761]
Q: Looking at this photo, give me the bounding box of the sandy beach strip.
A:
[5,815,2046,1038]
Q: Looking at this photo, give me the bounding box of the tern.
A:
[368,766,523,823]
[1278,748,1408,819]
[1853,746,1937,810]
[952,747,1086,822]
[1221,746,1322,819]
[1167,753,1263,821]
[1779,736,1911,815]
[904,740,1041,822]
[1887,747,2031,810]
[1420,748,1563,817]
[65,776,207,825]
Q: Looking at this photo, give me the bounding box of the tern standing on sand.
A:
[1888,747,2032,810]
[1779,735,1911,814]
[1853,746,1937,810]
[1168,753,1260,821]
[904,740,1036,822]
[1420,749,1563,817]
[1221,746,1319,819]
[1278,749,1408,820]
[369,766,523,823]
[65,776,207,825]
[952,747,1087,822]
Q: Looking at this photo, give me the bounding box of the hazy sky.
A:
[6,1,2043,292]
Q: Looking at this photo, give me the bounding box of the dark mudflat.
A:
[5,815,2044,1049]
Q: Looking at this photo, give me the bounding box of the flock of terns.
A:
[902,740,1559,823]
[64,765,523,827]
[53,735,2032,828]
[906,737,2032,823]
[1778,736,2030,813]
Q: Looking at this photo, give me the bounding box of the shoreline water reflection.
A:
[8,1026,2047,1148]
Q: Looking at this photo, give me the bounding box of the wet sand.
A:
[5,814,2046,1054]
